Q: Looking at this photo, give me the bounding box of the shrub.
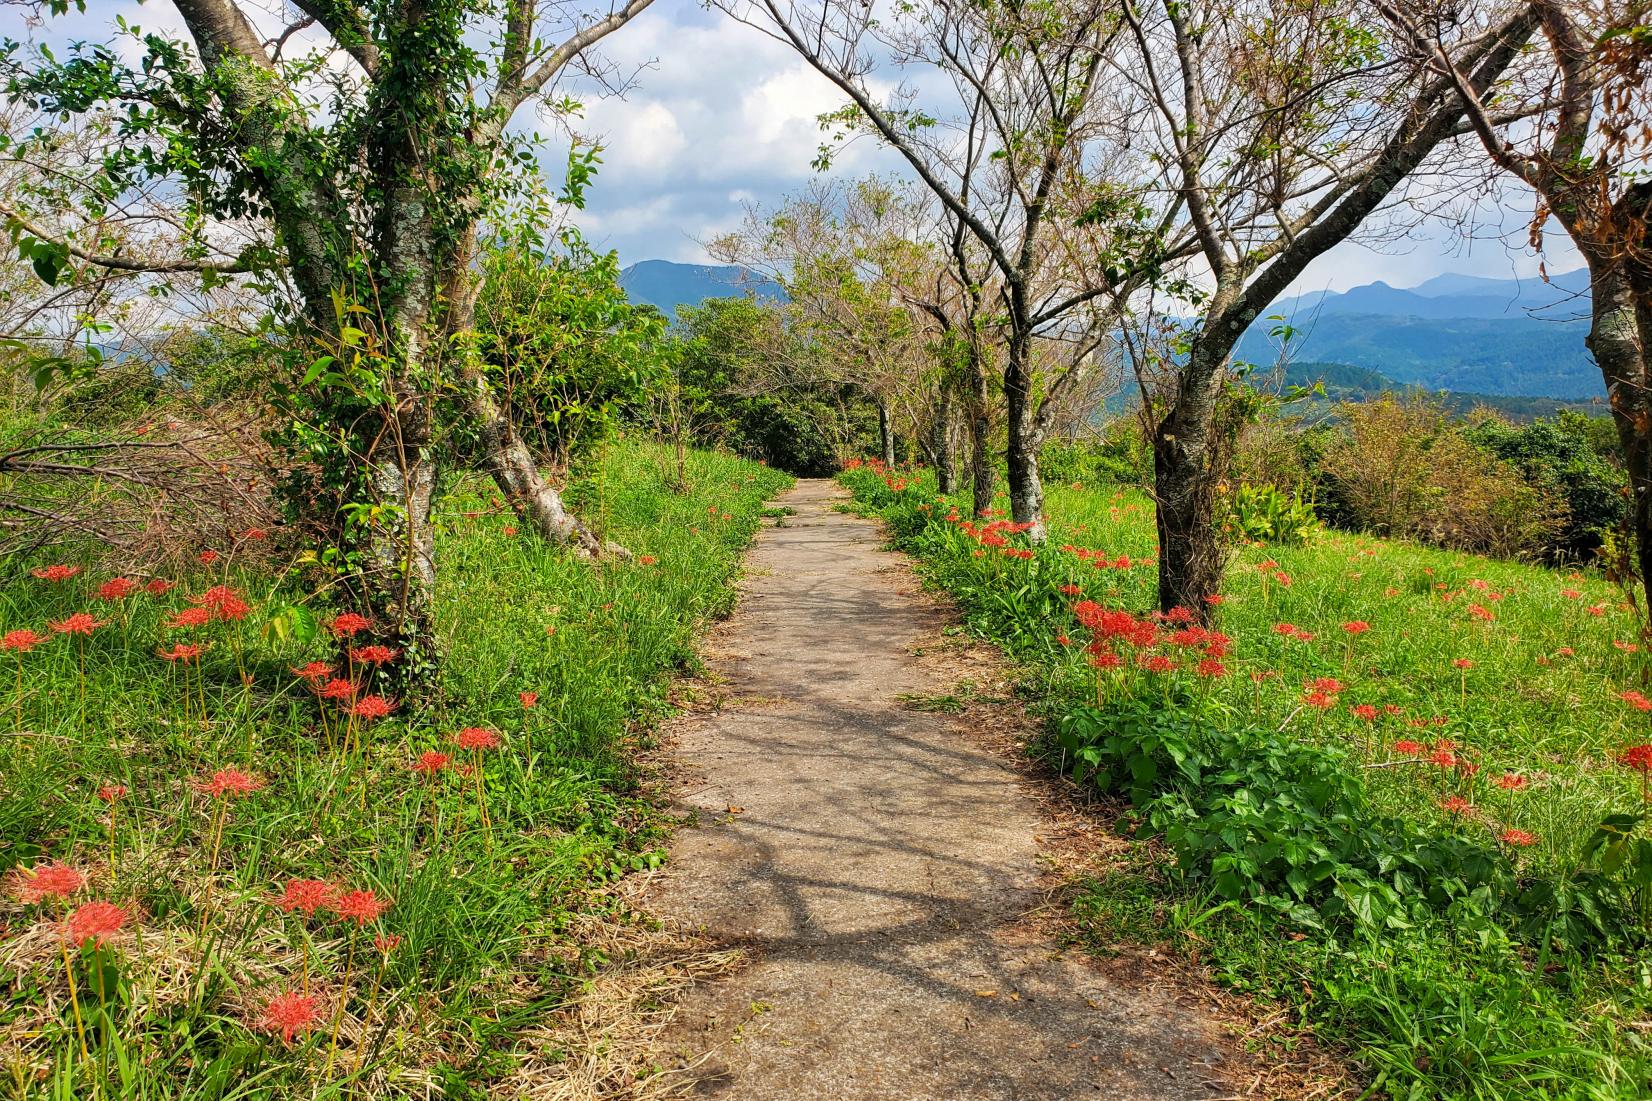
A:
[1223,482,1318,546]
[1464,411,1628,560]
[1320,397,1565,559]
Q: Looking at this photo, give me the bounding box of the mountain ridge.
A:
[620,259,1600,401]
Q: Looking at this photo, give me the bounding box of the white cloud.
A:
[13,2,1586,290]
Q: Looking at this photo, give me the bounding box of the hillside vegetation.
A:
[0,441,789,1096]
[844,461,1652,1100]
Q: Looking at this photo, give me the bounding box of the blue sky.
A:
[13,0,1585,294]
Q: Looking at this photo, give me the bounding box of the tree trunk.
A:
[966,346,996,517]
[1588,263,1652,601]
[1152,339,1231,618]
[1003,333,1046,541]
[877,400,896,467]
[359,399,440,689]
[464,372,605,555]
[932,384,957,495]
[442,239,612,558]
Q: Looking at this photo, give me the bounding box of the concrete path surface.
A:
[651,479,1238,1100]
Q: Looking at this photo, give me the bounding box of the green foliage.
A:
[476,234,666,471]
[1463,412,1629,560]
[1223,482,1318,546]
[670,297,853,475]
[840,462,1652,1099]
[0,440,791,1095]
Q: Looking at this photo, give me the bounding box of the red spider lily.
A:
[329,612,371,639]
[1273,572,1292,587]
[1056,633,1072,646]
[194,585,251,622]
[242,527,269,541]
[1165,606,1196,624]
[1440,796,1474,815]
[1310,677,1345,694]
[503,524,519,537]
[64,901,129,946]
[49,613,106,636]
[258,991,319,1044]
[158,643,205,663]
[1091,651,1124,670]
[1351,704,1378,721]
[320,678,359,701]
[97,784,127,803]
[519,691,538,709]
[638,555,658,566]
[1555,646,1575,658]
[1467,603,1494,622]
[14,862,84,903]
[1392,740,1424,756]
[455,727,501,751]
[292,661,335,682]
[1495,773,1529,791]
[335,889,389,926]
[1204,594,1226,606]
[274,879,335,918]
[1303,690,1336,710]
[1058,584,1082,596]
[1428,748,1458,769]
[1619,745,1652,773]
[1614,640,1640,653]
[412,750,452,775]
[1138,654,1178,673]
[1342,621,1371,635]
[348,645,398,666]
[197,550,220,565]
[1256,560,1278,572]
[1453,658,1473,670]
[1196,659,1227,678]
[1384,704,1404,715]
[1,628,42,652]
[1499,828,1538,847]
[1561,588,1581,598]
[32,565,81,583]
[1621,690,1652,713]
[351,695,395,721]
[145,579,174,596]
[97,578,138,601]
[373,933,402,954]
[168,607,212,630]
[196,768,263,799]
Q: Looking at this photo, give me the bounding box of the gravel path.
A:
[651,478,1238,1100]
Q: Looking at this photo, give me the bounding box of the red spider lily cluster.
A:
[271,879,391,928]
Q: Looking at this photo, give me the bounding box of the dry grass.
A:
[497,873,745,1101]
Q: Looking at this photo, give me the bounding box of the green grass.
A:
[0,439,790,1098]
[841,462,1652,1101]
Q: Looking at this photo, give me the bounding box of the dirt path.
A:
[650,479,1240,1100]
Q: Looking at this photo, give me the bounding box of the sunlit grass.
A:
[0,439,790,1097]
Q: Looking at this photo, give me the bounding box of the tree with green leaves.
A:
[723,0,1167,542]
[2,0,654,685]
[477,230,667,479]
[1117,0,1539,615]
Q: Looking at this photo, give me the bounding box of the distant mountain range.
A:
[618,260,784,316]
[620,259,1600,402]
[1236,267,1597,399]
[1277,361,1604,422]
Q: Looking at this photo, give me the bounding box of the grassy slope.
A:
[841,467,1652,1101]
[0,440,790,1098]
